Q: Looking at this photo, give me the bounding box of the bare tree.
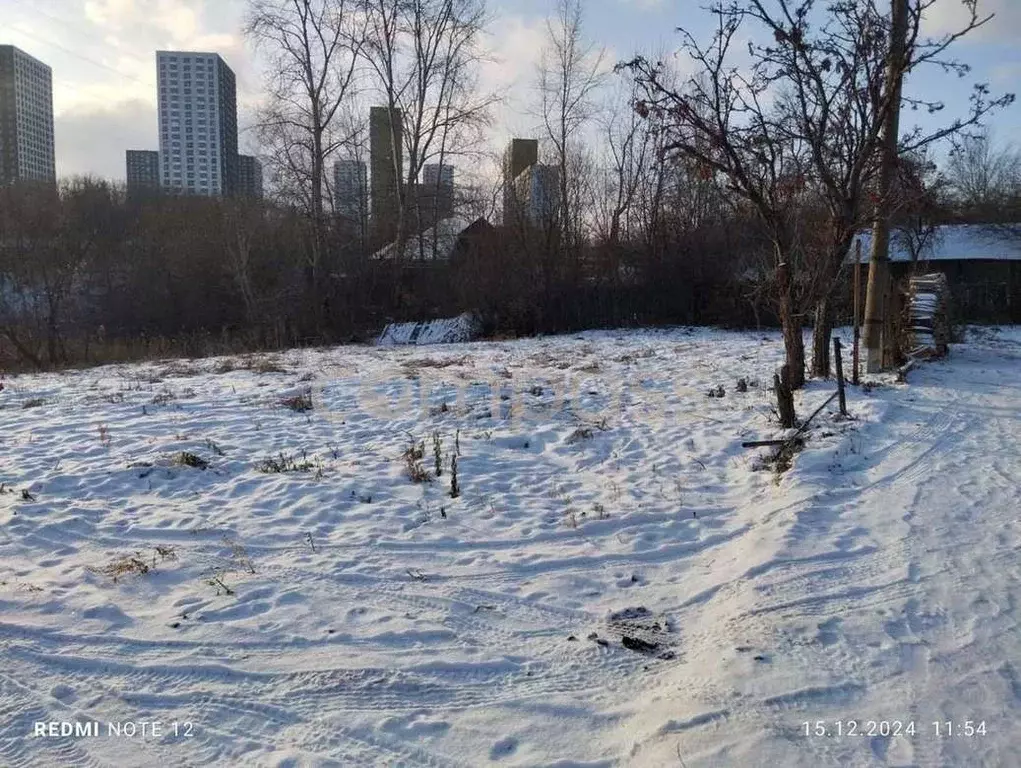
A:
[891,150,948,265]
[627,0,1013,385]
[361,0,496,259]
[223,200,262,328]
[536,0,607,250]
[0,181,60,368]
[245,0,366,330]
[624,19,817,386]
[946,128,1021,218]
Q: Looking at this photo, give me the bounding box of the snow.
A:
[377,312,483,346]
[848,224,1021,263]
[1,326,1019,766]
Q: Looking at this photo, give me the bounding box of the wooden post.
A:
[834,337,847,417]
[852,238,861,385]
[774,364,796,429]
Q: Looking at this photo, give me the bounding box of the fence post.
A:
[834,337,848,417]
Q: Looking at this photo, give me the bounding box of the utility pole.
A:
[863,0,909,373]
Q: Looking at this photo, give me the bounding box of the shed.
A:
[847,224,1021,323]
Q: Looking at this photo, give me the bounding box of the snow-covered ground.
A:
[1,326,1019,767]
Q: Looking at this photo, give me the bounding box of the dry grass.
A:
[89,546,177,583]
[258,451,322,475]
[214,358,241,374]
[223,537,256,574]
[402,355,470,372]
[245,355,288,374]
[151,389,176,405]
[160,362,203,378]
[215,355,288,375]
[565,427,594,444]
[403,440,432,483]
[280,390,313,412]
[616,347,656,364]
[21,398,45,409]
[172,451,209,470]
[206,570,235,596]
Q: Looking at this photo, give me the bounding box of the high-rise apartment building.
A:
[369,106,403,245]
[125,150,159,198]
[237,154,263,199]
[502,138,538,225]
[423,163,453,190]
[513,164,560,227]
[0,45,55,185]
[156,51,238,197]
[414,163,454,229]
[334,158,368,228]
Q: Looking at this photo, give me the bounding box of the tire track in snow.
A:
[0,671,149,768]
[640,374,971,765]
[1,637,643,716]
[0,653,484,767]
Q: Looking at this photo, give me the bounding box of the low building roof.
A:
[847,224,1021,264]
[371,217,473,262]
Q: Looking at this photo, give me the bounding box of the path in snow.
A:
[631,330,1021,767]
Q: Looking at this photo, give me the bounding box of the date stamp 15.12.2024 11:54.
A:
[802,720,988,739]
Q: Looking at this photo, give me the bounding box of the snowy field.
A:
[1,326,1019,767]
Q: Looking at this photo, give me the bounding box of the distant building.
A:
[423,163,454,190]
[237,154,263,199]
[370,106,403,245]
[411,163,454,229]
[0,45,55,185]
[334,158,368,231]
[371,216,477,263]
[156,50,238,197]
[513,164,560,227]
[125,150,160,199]
[502,138,538,225]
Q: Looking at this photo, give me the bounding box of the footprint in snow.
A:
[489,736,518,760]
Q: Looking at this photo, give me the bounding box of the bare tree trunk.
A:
[777,260,805,389]
[2,328,45,370]
[775,364,796,429]
[781,302,806,390]
[863,0,908,373]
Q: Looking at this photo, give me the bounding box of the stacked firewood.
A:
[901,272,951,359]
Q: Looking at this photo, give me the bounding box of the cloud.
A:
[17,0,1011,184]
[83,0,138,27]
[479,13,548,148]
[55,99,157,180]
[921,0,1021,42]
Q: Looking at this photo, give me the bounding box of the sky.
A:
[1,0,1020,182]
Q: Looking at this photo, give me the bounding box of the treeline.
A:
[2,128,1018,371]
[0,172,779,371]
